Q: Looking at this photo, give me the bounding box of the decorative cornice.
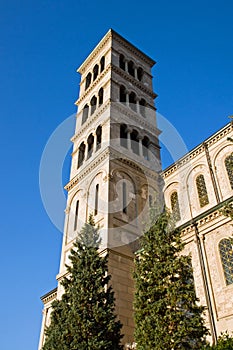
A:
[77,31,112,74]
[41,287,57,304]
[71,100,111,143]
[111,65,157,99]
[65,147,111,191]
[162,122,233,179]
[112,102,160,137]
[75,64,111,105]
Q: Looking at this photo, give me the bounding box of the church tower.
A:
[39,29,161,348]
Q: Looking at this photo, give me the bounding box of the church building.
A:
[38,29,233,349]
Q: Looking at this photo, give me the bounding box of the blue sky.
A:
[0,1,233,349]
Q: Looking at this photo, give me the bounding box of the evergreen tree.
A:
[42,215,123,350]
[133,210,209,350]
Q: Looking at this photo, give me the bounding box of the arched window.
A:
[120,124,127,148]
[219,238,233,285]
[122,181,127,214]
[137,67,143,81]
[96,125,102,150]
[82,104,89,124]
[196,174,209,207]
[87,134,94,159]
[130,130,139,155]
[93,64,99,81]
[100,56,105,72]
[129,91,137,112]
[98,87,104,106]
[120,85,126,103]
[77,142,85,168]
[90,96,97,115]
[119,54,125,70]
[225,154,233,189]
[74,200,79,231]
[142,136,150,160]
[128,60,134,77]
[139,98,146,117]
[171,191,181,221]
[85,72,92,90]
[94,184,99,216]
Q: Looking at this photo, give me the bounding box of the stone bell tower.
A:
[39,29,161,348]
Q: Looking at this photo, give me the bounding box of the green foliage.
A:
[42,215,123,350]
[204,332,233,349]
[221,201,233,220]
[133,210,209,350]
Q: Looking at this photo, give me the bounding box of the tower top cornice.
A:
[77,29,155,75]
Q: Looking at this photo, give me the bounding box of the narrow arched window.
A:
[171,191,181,221]
[100,56,105,72]
[119,54,125,70]
[74,200,79,231]
[96,125,102,150]
[139,98,146,117]
[94,184,99,216]
[93,64,99,81]
[225,154,233,189]
[98,87,104,106]
[82,104,89,124]
[90,96,97,115]
[120,85,126,103]
[130,130,139,155]
[77,142,85,168]
[129,91,137,112]
[196,174,209,207]
[87,134,94,159]
[122,181,127,214]
[120,124,127,148]
[219,238,233,285]
[85,72,92,90]
[142,136,149,160]
[137,67,143,81]
[128,60,134,77]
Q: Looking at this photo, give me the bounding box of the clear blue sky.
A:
[0,1,232,349]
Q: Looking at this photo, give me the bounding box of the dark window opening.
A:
[82,104,89,124]
[196,174,209,207]
[149,195,153,208]
[74,200,79,231]
[219,238,233,285]
[87,133,94,159]
[131,130,139,155]
[119,54,125,70]
[96,125,102,151]
[122,182,127,214]
[225,154,233,189]
[142,136,150,160]
[85,72,92,90]
[100,56,105,72]
[93,64,99,81]
[77,142,85,168]
[98,87,104,106]
[120,124,127,148]
[139,98,146,117]
[171,191,181,221]
[129,91,137,112]
[128,60,135,77]
[137,67,143,81]
[120,85,126,103]
[94,184,99,216]
[90,96,97,115]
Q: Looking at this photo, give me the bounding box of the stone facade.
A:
[163,122,233,343]
[38,29,233,348]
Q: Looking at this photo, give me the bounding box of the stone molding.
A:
[41,288,57,305]
[162,122,233,179]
